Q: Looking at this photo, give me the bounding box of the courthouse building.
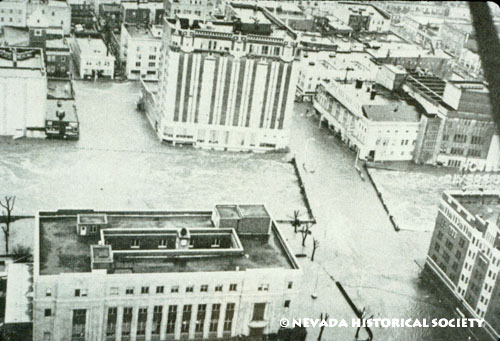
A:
[33,205,301,340]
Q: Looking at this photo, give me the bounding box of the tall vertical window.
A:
[122,307,133,337]
[106,307,117,339]
[209,304,221,334]
[152,306,162,338]
[223,303,235,334]
[166,305,177,335]
[137,307,147,338]
[181,305,192,334]
[195,304,207,335]
[252,303,266,321]
[72,309,86,341]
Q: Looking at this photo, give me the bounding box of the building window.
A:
[110,287,119,295]
[455,250,461,259]
[152,306,162,336]
[258,283,269,291]
[44,332,51,341]
[122,307,133,337]
[126,287,134,295]
[201,284,208,292]
[137,307,147,336]
[46,289,52,297]
[158,239,167,248]
[195,304,207,334]
[223,303,235,333]
[166,305,177,335]
[171,286,179,293]
[262,45,269,54]
[288,281,293,289]
[209,304,221,333]
[106,307,117,337]
[445,239,453,250]
[74,289,87,297]
[45,308,52,317]
[186,285,194,293]
[229,284,237,291]
[130,239,140,248]
[459,238,465,248]
[136,62,141,67]
[181,305,192,334]
[284,300,291,308]
[72,309,87,340]
[211,238,221,247]
[156,285,164,294]
[141,286,149,294]
[215,285,223,292]
[148,62,155,67]
[437,231,443,240]
[434,243,440,252]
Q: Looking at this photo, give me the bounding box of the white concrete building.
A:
[32,205,301,341]
[70,37,115,79]
[0,0,28,28]
[0,47,47,137]
[27,0,71,36]
[327,2,391,33]
[314,78,422,162]
[120,24,162,80]
[156,4,300,152]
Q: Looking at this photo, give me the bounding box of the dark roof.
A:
[338,2,391,20]
[362,103,420,122]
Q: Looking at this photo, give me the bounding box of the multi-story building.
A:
[296,52,378,102]
[45,38,71,78]
[156,3,300,151]
[70,37,115,79]
[402,72,500,171]
[426,191,500,338]
[121,1,163,26]
[327,2,391,33]
[440,22,474,58]
[164,0,216,20]
[120,23,162,80]
[0,0,28,28]
[98,3,121,32]
[378,1,450,23]
[314,75,422,162]
[26,0,72,36]
[70,0,97,30]
[0,46,47,137]
[32,205,301,340]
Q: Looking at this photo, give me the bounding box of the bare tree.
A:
[317,312,329,341]
[311,238,320,261]
[1,196,16,254]
[11,244,32,263]
[300,222,313,247]
[291,210,301,233]
[355,307,374,340]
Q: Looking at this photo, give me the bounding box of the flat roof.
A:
[238,204,269,217]
[38,210,296,275]
[5,263,32,324]
[451,193,500,229]
[47,79,74,99]
[46,100,78,121]
[46,39,69,50]
[362,103,420,122]
[75,38,109,55]
[0,47,44,69]
[216,205,240,219]
[1,26,30,47]
[124,24,158,40]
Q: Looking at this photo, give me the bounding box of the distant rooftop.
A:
[38,208,297,276]
[47,79,74,100]
[75,38,109,56]
[46,39,69,50]
[0,47,45,72]
[1,26,29,47]
[363,103,420,122]
[124,24,160,40]
[46,100,78,121]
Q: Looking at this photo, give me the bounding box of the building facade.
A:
[70,37,115,79]
[32,205,301,341]
[0,0,28,28]
[0,47,47,137]
[426,191,500,338]
[45,39,71,78]
[156,4,299,151]
[314,77,422,162]
[164,0,216,20]
[120,24,162,80]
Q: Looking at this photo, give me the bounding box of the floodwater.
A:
[0,81,491,340]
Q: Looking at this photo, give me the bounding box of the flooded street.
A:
[0,81,489,340]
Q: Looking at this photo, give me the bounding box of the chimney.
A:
[370,90,377,100]
[355,79,363,89]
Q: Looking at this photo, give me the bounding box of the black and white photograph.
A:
[1,0,500,340]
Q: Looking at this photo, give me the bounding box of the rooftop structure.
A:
[37,206,297,276]
[47,79,74,99]
[0,46,45,70]
[33,205,300,340]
